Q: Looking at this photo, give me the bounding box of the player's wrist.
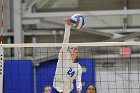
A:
[63,18,72,26]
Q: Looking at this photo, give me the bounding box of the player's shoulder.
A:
[77,63,82,70]
[76,63,82,68]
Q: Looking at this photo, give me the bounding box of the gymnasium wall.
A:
[96,60,140,93]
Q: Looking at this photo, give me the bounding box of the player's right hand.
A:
[63,18,72,26]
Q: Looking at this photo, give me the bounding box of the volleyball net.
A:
[0,42,140,93]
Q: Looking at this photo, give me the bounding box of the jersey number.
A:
[67,67,75,77]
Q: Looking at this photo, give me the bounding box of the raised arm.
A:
[60,18,71,53]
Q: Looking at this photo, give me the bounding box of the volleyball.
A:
[70,14,85,29]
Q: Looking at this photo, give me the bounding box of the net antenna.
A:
[0,0,4,44]
[0,0,4,92]
[0,46,3,93]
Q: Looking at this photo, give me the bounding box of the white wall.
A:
[96,60,140,93]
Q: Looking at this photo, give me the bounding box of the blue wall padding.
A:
[36,59,57,93]
[4,60,34,93]
[77,59,95,92]
[36,58,95,93]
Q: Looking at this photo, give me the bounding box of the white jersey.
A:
[53,24,82,93]
[53,51,82,92]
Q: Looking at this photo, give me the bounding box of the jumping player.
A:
[51,18,82,93]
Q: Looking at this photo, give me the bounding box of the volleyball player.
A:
[51,18,82,93]
[43,85,51,93]
[86,84,96,93]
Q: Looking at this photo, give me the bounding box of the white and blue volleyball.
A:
[70,14,85,29]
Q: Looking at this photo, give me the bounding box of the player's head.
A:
[68,46,78,62]
[86,84,96,93]
[43,86,51,93]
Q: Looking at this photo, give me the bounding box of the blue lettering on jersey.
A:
[67,67,75,77]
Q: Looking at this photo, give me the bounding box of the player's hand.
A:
[63,18,72,26]
[77,88,81,93]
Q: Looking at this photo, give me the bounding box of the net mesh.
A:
[1,43,140,93]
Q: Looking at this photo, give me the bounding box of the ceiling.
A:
[36,0,140,12]
[22,0,140,42]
